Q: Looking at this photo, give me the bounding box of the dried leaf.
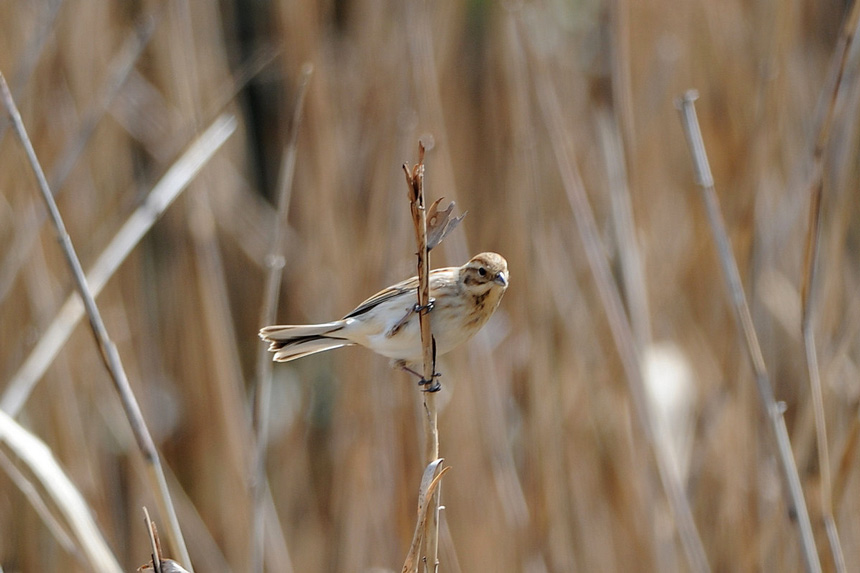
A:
[401,459,449,573]
[426,198,466,250]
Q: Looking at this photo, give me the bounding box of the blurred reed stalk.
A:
[0,71,193,571]
[402,459,449,573]
[799,3,860,571]
[251,62,312,573]
[0,113,237,416]
[0,0,62,143]
[676,90,820,573]
[0,409,121,572]
[519,10,711,572]
[0,9,157,307]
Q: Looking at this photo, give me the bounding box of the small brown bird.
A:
[260,252,509,365]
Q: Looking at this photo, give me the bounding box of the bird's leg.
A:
[386,298,435,338]
[397,362,441,382]
[395,363,442,393]
[419,337,441,392]
[394,311,441,391]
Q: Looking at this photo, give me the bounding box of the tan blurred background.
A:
[1,1,859,571]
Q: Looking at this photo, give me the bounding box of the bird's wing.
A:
[342,276,419,318]
[342,267,457,319]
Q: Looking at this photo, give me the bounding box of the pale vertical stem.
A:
[522,14,710,569]
[404,144,441,572]
[677,91,821,573]
[798,4,859,571]
[0,71,193,570]
[251,63,312,573]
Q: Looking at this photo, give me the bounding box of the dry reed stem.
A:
[403,143,442,572]
[832,418,859,508]
[143,507,163,573]
[50,11,160,193]
[1,113,237,416]
[798,3,860,570]
[597,110,652,348]
[0,0,63,143]
[676,91,820,573]
[142,508,192,573]
[0,449,77,559]
[0,10,158,307]
[152,451,232,570]
[0,71,193,571]
[251,62,312,573]
[605,0,652,349]
[404,0,469,265]
[0,44,273,314]
[170,13,261,544]
[0,409,121,572]
[402,460,450,573]
[521,12,711,572]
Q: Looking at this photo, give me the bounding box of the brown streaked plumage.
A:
[259,252,509,365]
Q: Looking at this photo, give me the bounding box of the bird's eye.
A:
[478,267,487,277]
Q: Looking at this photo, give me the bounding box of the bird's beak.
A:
[494,273,508,287]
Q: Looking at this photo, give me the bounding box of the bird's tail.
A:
[259,321,352,362]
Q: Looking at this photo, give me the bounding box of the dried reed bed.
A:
[1,1,859,571]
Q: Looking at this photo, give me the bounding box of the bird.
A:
[259,252,509,369]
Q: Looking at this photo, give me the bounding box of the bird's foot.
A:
[397,362,442,392]
[412,298,435,315]
[419,375,442,393]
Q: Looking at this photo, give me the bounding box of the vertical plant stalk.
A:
[251,62,312,573]
[0,72,193,571]
[401,460,450,573]
[522,15,710,570]
[403,143,442,572]
[143,507,164,573]
[799,4,859,571]
[676,91,821,573]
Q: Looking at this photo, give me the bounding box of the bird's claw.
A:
[413,298,435,315]
[419,373,442,393]
[400,363,442,391]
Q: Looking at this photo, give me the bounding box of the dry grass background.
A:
[1,1,859,571]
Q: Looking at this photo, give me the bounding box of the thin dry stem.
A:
[0,10,158,307]
[797,3,859,571]
[521,13,711,572]
[50,10,159,193]
[251,62,312,573]
[1,113,237,416]
[0,71,193,571]
[402,460,449,573]
[144,507,163,573]
[0,410,121,572]
[596,110,651,349]
[0,0,63,143]
[676,90,820,573]
[403,143,441,572]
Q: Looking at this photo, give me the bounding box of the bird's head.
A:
[460,252,509,295]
